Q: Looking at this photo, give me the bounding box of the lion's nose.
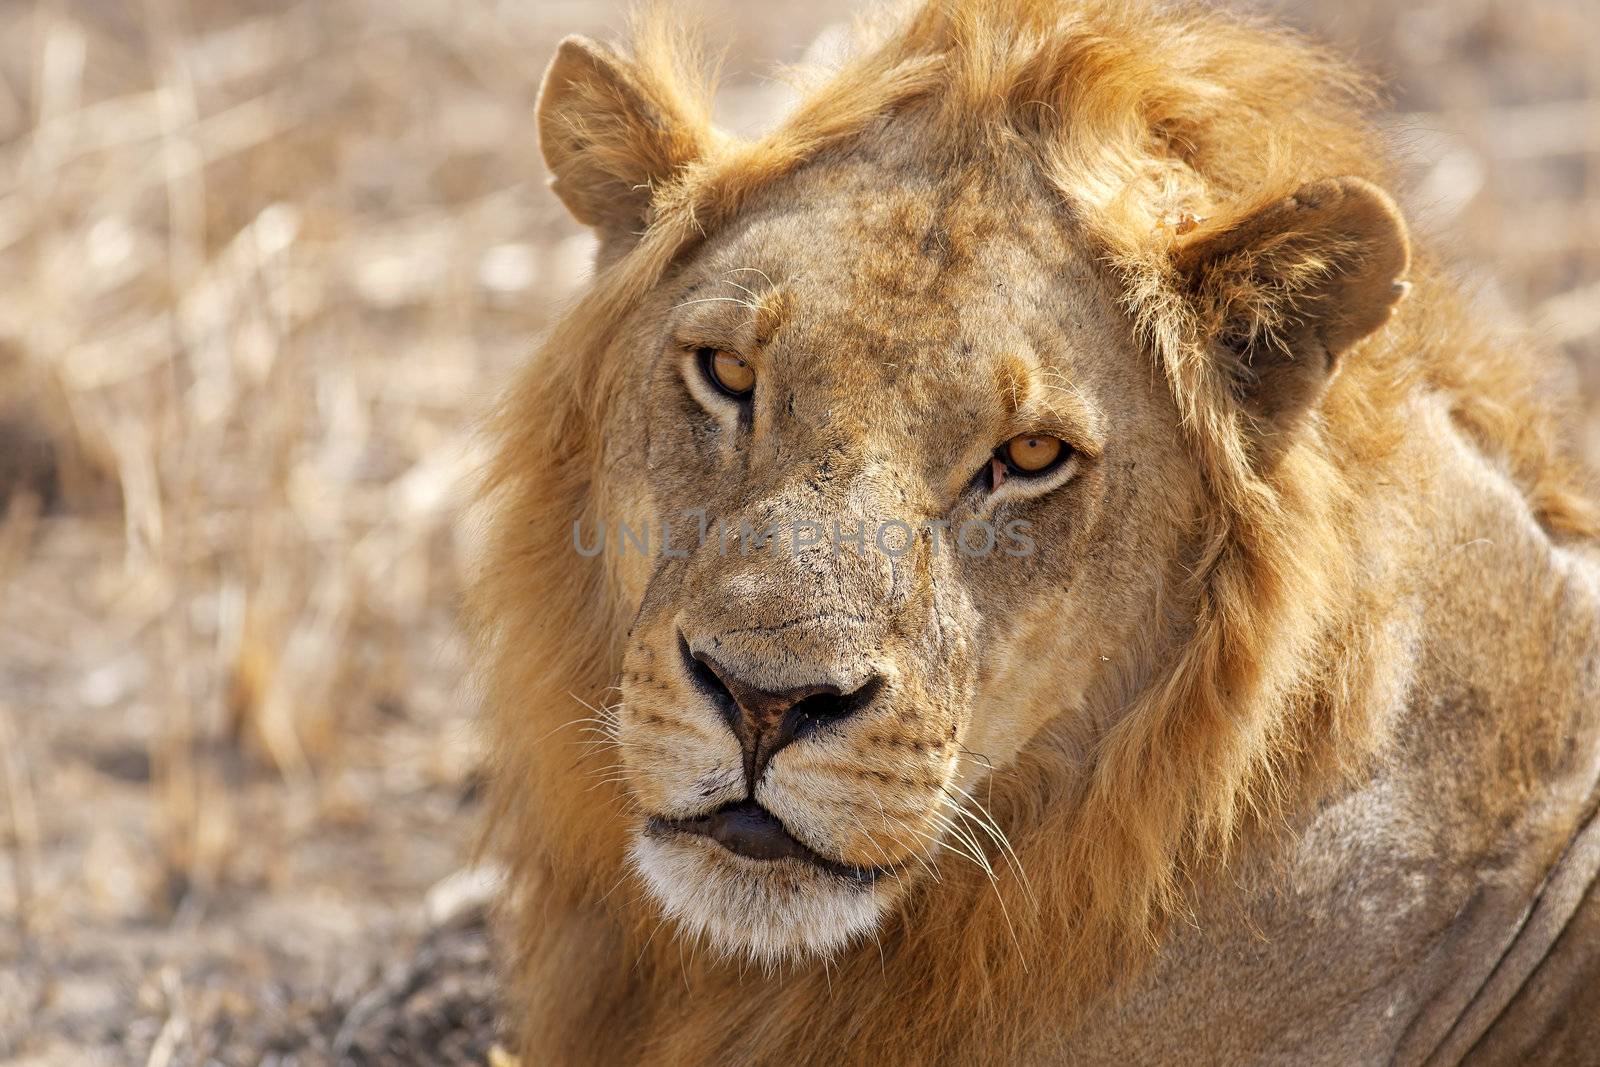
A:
[679,636,883,790]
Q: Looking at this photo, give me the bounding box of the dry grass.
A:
[0,0,1594,1062]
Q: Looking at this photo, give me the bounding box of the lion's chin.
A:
[629,832,894,965]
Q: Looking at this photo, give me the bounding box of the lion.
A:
[467,0,1600,1063]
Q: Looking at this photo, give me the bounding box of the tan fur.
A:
[470,1,1600,1062]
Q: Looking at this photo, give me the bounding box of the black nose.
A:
[679,636,883,789]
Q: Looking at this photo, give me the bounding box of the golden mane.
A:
[471,0,1599,1055]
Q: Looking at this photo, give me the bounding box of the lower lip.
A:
[645,815,889,885]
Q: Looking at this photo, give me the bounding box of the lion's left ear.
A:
[1173,177,1411,454]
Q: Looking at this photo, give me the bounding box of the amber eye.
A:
[1004,434,1064,472]
[989,433,1068,489]
[699,348,756,399]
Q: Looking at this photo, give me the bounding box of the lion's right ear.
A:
[537,35,713,252]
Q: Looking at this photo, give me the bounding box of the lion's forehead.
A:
[703,157,1076,339]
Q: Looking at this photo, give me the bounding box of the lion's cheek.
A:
[762,748,958,869]
[616,727,738,819]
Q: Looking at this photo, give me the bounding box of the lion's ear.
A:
[537,35,712,253]
[1173,177,1411,454]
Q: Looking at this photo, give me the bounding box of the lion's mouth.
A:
[647,800,892,885]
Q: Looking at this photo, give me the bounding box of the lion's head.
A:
[606,144,1205,961]
[471,0,1462,992]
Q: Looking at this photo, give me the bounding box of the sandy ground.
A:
[0,0,1595,1063]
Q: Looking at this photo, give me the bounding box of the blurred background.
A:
[0,0,1595,1062]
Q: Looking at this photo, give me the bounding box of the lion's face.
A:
[597,148,1200,961]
